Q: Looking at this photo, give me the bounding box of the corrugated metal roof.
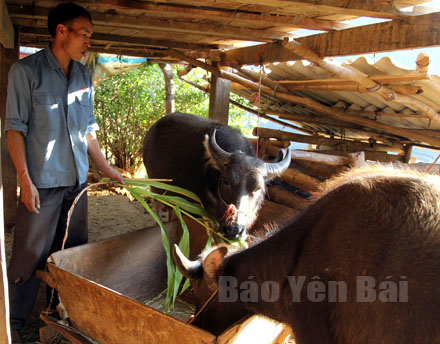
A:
[233,54,440,148]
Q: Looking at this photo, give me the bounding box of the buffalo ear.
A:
[172,244,203,280]
[202,245,228,284]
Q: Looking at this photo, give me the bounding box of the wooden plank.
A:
[142,0,405,17]
[0,18,17,344]
[319,149,402,163]
[0,0,14,49]
[18,26,218,51]
[0,34,18,232]
[222,12,440,66]
[267,185,308,210]
[281,167,321,192]
[40,315,94,344]
[291,150,349,166]
[0,118,9,344]
[212,0,405,17]
[73,0,355,31]
[8,5,294,43]
[217,314,293,344]
[45,223,217,344]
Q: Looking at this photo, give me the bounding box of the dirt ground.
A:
[5,185,157,343]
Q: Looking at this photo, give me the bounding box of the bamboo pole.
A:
[281,83,421,95]
[253,127,404,153]
[281,38,440,126]
[230,99,313,135]
[277,74,430,86]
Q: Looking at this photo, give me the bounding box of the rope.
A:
[426,152,440,173]
[187,288,219,324]
[62,182,109,250]
[255,64,264,157]
[45,181,110,317]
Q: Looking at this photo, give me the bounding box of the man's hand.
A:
[101,165,125,185]
[20,179,40,214]
[86,132,125,185]
[7,130,40,213]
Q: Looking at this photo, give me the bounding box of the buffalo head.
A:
[204,129,291,240]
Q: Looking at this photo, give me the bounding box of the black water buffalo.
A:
[143,112,291,240]
[173,167,440,342]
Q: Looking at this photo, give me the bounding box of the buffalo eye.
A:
[220,176,230,186]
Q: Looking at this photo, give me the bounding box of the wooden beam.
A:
[231,0,408,17]
[221,12,440,66]
[18,26,218,51]
[76,0,355,31]
[303,11,440,56]
[281,167,321,192]
[142,0,406,18]
[8,5,295,43]
[17,35,175,59]
[90,12,292,42]
[0,0,14,48]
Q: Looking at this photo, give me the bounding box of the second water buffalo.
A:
[143,112,291,240]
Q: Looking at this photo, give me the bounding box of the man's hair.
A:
[47,2,92,37]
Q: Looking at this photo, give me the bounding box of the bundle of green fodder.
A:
[145,289,196,322]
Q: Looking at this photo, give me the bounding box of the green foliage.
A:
[94,63,255,174]
[112,178,246,313]
[94,63,165,174]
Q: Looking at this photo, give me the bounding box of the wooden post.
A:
[209,63,231,124]
[1,30,18,233]
[159,63,175,114]
[0,23,17,344]
[0,119,10,344]
[402,144,413,163]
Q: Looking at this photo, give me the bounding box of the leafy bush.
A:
[94,63,256,174]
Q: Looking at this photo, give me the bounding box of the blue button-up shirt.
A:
[5,45,98,188]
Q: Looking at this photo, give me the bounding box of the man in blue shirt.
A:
[5,3,124,341]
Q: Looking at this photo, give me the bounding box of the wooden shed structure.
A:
[1,0,440,342]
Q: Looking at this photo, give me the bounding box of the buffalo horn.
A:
[172,244,203,280]
[208,128,231,164]
[263,148,292,177]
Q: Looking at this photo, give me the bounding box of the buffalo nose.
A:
[222,223,245,239]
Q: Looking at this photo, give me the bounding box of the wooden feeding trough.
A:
[38,221,293,343]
